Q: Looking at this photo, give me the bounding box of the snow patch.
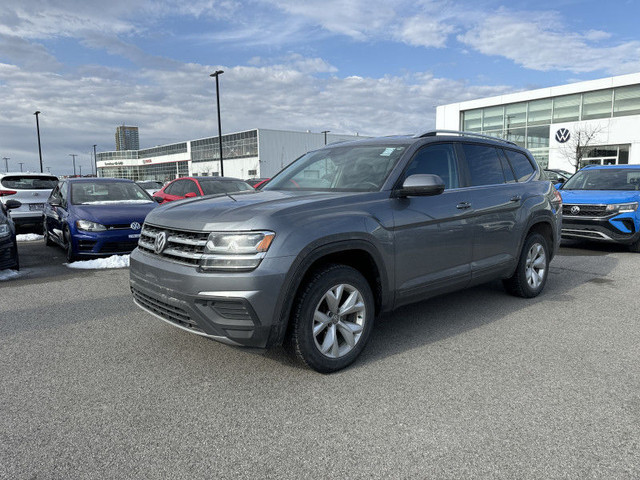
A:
[0,269,21,281]
[16,234,44,242]
[78,200,154,205]
[66,255,130,269]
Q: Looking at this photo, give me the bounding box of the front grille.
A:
[131,287,203,333]
[107,224,133,230]
[563,204,609,217]
[138,224,209,266]
[100,241,139,254]
[78,240,97,251]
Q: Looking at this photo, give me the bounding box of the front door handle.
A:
[456,202,471,210]
[510,195,522,202]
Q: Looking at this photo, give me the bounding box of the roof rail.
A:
[414,129,518,146]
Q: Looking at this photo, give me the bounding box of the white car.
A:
[0,172,59,228]
[136,180,163,196]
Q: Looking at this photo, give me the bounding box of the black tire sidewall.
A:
[65,228,75,263]
[293,266,375,373]
[516,233,549,297]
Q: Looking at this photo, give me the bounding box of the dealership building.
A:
[436,72,640,171]
[96,128,362,182]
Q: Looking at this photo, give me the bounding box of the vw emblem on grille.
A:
[555,128,571,143]
[570,205,581,215]
[154,231,168,254]
[130,222,141,230]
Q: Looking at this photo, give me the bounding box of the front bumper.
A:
[0,235,18,269]
[72,229,142,257]
[129,248,294,348]
[561,212,640,245]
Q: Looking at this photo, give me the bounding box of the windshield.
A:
[263,144,408,192]
[562,168,640,191]
[1,175,58,190]
[138,181,163,189]
[71,182,153,204]
[199,180,254,195]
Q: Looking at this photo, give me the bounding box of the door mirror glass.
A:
[153,196,164,203]
[184,192,197,198]
[397,174,445,197]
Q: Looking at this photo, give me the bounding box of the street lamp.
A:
[2,157,9,172]
[93,144,97,177]
[321,130,330,145]
[69,154,77,176]
[18,162,24,172]
[34,111,43,172]
[209,70,224,177]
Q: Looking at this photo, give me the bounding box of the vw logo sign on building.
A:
[555,128,571,143]
[154,231,168,254]
[130,222,141,230]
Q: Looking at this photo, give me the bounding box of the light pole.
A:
[321,130,330,145]
[34,111,43,172]
[2,157,9,172]
[210,70,224,177]
[18,162,24,172]
[46,167,51,173]
[93,144,97,177]
[69,154,77,176]
[79,164,82,177]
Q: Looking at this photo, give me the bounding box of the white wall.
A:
[189,157,260,179]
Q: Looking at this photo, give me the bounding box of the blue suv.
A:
[557,164,640,252]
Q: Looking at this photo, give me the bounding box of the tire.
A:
[288,264,375,373]
[43,222,54,247]
[629,238,640,253]
[10,245,19,271]
[503,233,550,298]
[64,228,77,263]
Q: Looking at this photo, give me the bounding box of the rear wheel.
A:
[503,233,549,298]
[288,264,375,373]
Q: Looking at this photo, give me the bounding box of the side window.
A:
[461,144,506,186]
[498,151,517,183]
[404,143,459,189]
[48,185,60,202]
[504,149,536,182]
[165,180,180,195]
[59,182,69,206]
[184,180,200,195]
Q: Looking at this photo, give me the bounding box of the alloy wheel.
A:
[525,243,546,289]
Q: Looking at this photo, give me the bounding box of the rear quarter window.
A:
[461,144,506,186]
[503,150,536,182]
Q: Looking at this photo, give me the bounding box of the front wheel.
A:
[43,221,54,247]
[288,264,375,373]
[64,229,77,263]
[503,233,550,298]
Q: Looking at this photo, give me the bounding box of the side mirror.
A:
[5,199,22,210]
[554,182,564,190]
[184,192,197,198]
[49,198,62,207]
[153,196,164,203]
[396,174,445,198]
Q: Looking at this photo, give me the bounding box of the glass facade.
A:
[460,83,640,168]
[578,144,630,167]
[191,130,258,163]
[99,161,189,182]
[139,143,187,158]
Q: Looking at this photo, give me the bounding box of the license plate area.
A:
[29,203,45,211]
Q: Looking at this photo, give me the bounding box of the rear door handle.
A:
[510,195,522,202]
[456,202,471,210]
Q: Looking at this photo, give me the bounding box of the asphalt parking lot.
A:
[1,240,639,479]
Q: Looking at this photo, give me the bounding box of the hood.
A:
[144,189,372,231]
[559,189,640,205]
[73,202,157,225]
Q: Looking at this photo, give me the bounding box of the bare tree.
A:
[558,123,605,173]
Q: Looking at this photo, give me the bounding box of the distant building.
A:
[115,125,140,151]
[97,128,363,182]
[436,72,640,171]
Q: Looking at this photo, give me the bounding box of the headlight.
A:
[76,220,107,232]
[605,202,638,214]
[200,231,275,271]
[0,224,9,237]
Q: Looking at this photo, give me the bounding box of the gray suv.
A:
[130,131,562,372]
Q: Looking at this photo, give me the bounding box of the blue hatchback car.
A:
[43,178,157,262]
[557,164,640,252]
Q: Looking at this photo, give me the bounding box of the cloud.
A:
[457,12,640,74]
[0,57,510,174]
[0,34,62,71]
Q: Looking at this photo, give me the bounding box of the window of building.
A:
[581,89,612,120]
[578,144,630,167]
[526,125,549,149]
[461,144,505,186]
[505,103,527,128]
[613,85,640,117]
[552,94,581,123]
[462,109,482,132]
[482,106,504,132]
[247,169,257,176]
[527,99,552,125]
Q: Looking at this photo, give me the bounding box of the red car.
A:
[153,176,254,204]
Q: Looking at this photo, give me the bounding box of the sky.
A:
[1,0,640,175]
